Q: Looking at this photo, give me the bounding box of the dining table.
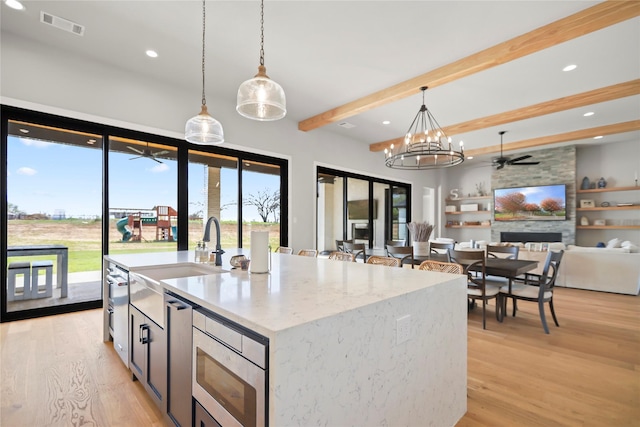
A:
[456,256,539,322]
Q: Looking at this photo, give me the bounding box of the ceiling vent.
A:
[40,11,85,36]
[337,121,356,129]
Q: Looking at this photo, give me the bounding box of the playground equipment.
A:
[113,206,177,242]
[116,217,133,242]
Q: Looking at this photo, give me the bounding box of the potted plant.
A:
[407,222,434,256]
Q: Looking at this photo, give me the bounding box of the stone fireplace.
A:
[491,146,576,245]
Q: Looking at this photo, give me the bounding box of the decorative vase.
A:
[597,177,607,188]
[580,176,590,190]
[412,241,430,257]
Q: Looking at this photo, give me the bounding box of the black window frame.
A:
[1,104,288,322]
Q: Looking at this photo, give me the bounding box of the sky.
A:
[6,135,279,221]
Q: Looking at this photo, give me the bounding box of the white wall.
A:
[1,33,430,251]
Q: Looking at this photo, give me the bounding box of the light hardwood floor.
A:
[0,309,164,426]
[1,287,638,427]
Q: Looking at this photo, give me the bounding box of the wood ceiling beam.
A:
[369,79,640,152]
[463,120,640,158]
[298,1,640,133]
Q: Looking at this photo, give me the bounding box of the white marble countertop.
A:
[106,250,462,337]
[106,250,468,426]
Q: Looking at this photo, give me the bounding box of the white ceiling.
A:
[2,1,639,163]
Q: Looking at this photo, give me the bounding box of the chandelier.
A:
[384,87,464,170]
[185,0,224,145]
[236,0,286,121]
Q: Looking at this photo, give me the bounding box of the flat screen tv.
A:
[494,184,566,221]
[347,199,378,220]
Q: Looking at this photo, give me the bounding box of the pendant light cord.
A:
[201,0,206,107]
[259,0,265,66]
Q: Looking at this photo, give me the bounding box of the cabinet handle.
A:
[168,300,187,311]
[139,324,150,344]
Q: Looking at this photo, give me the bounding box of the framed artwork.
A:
[580,199,595,208]
[593,219,606,226]
[540,243,549,251]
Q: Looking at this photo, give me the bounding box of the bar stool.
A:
[7,261,31,301]
[32,260,53,299]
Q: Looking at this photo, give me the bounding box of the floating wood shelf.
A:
[445,210,491,215]
[445,196,492,202]
[577,186,638,194]
[445,225,491,229]
[576,225,640,230]
[576,206,639,211]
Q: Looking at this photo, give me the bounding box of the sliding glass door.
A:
[316,167,411,255]
[5,120,103,315]
[241,160,282,250]
[2,105,288,322]
[107,137,178,256]
[188,150,239,253]
[188,150,287,253]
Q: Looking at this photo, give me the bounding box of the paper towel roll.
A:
[250,231,270,273]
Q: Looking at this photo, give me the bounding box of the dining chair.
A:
[429,241,455,262]
[484,245,520,283]
[366,255,400,267]
[486,245,519,259]
[343,241,367,262]
[449,249,503,330]
[335,239,351,252]
[297,249,318,257]
[386,239,406,247]
[328,251,356,262]
[499,250,564,334]
[417,260,463,274]
[386,245,415,268]
[275,246,293,254]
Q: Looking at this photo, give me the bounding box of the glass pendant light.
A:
[186,0,224,144]
[236,0,286,121]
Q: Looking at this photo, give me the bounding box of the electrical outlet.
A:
[396,315,411,345]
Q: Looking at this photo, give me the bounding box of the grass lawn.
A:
[7,219,281,272]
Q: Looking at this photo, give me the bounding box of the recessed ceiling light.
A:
[19,128,29,134]
[593,136,603,139]
[5,0,24,10]
[87,139,96,145]
[145,50,158,58]
[563,64,577,72]
[382,120,390,125]
[583,112,594,117]
[467,156,474,160]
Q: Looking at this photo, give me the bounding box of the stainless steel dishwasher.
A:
[165,291,195,427]
[106,263,129,367]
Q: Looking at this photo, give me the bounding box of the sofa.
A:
[558,245,640,295]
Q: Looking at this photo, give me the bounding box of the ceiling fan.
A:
[492,131,540,170]
[127,143,169,163]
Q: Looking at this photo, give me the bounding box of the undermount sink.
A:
[129,262,228,328]
[136,262,228,282]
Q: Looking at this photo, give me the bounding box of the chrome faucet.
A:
[202,216,225,266]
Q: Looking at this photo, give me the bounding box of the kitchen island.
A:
[104,250,467,426]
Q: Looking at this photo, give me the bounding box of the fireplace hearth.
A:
[500,232,562,243]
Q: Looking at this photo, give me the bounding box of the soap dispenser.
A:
[195,241,202,262]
